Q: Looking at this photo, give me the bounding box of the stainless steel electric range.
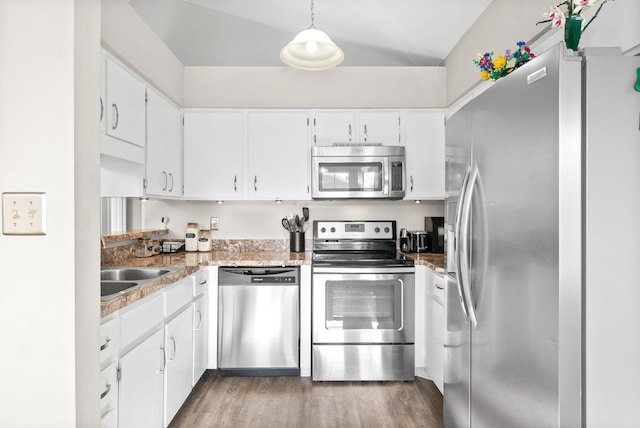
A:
[311,220,415,381]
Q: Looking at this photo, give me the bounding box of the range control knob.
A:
[384,227,390,233]
[320,227,326,233]
[330,227,336,233]
[374,227,380,233]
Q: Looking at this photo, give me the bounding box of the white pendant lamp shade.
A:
[280,0,344,70]
[280,28,344,70]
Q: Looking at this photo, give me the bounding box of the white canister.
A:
[198,230,211,252]
[185,222,199,252]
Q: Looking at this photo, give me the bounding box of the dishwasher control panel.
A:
[251,276,296,284]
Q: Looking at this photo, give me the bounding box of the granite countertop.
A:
[101,249,445,318]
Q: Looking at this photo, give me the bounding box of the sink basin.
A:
[100,267,179,300]
[101,280,139,299]
[101,267,173,281]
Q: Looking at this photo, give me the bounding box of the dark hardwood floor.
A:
[169,371,444,428]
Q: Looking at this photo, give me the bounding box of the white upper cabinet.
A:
[402,110,445,199]
[312,111,356,145]
[312,110,400,146]
[246,111,311,200]
[105,57,146,148]
[146,88,183,197]
[183,111,246,200]
[358,111,401,145]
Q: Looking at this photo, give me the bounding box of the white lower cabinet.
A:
[415,265,445,393]
[102,271,210,427]
[193,293,208,385]
[426,269,445,393]
[119,328,165,428]
[100,363,118,428]
[164,305,194,427]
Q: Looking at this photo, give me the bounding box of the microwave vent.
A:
[332,142,382,147]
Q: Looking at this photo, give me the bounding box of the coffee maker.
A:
[425,216,445,253]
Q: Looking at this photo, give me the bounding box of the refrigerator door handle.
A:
[454,164,472,322]
[459,164,479,329]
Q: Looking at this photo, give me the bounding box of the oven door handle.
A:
[311,266,415,274]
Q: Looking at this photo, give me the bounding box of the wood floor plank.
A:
[168,371,444,428]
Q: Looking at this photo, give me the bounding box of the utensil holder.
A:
[290,231,305,252]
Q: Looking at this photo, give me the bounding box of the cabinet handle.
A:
[100,383,111,400]
[233,175,237,192]
[199,280,207,285]
[99,97,103,123]
[436,284,444,290]
[168,173,174,192]
[162,171,168,191]
[195,310,203,331]
[254,176,257,192]
[169,336,177,361]
[100,337,111,351]
[410,175,414,192]
[159,345,166,373]
[348,124,352,142]
[111,104,119,130]
[364,124,368,142]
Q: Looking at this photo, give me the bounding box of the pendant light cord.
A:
[310,0,315,28]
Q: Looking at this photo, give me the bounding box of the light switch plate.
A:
[2,192,46,235]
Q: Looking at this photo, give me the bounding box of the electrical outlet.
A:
[2,192,47,235]
[210,217,220,230]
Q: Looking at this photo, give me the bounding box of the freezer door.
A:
[444,98,473,428]
[467,45,580,427]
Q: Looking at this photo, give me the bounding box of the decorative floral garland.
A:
[473,41,536,81]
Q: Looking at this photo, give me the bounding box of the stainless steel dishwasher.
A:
[218,267,300,376]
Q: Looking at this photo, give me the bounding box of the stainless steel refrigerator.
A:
[444,42,640,428]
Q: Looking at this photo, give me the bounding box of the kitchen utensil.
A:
[302,207,309,222]
[287,213,298,232]
[281,218,291,231]
[295,214,301,229]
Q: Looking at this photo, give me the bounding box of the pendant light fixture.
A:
[280,0,344,70]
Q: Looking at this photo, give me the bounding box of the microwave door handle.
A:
[454,165,472,322]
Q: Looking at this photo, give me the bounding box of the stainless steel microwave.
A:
[311,144,405,199]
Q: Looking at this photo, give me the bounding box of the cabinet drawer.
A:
[100,317,119,366]
[165,276,194,317]
[194,270,208,296]
[433,275,445,305]
[100,363,118,415]
[120,293,164,350]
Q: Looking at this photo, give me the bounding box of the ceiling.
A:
[128,0,493,67]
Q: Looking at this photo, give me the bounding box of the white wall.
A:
[184,66,446,108]
[0,0,101,426]
[444,0,640,105]
[143,199,444,240]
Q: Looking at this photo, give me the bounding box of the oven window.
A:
[318,162,382,192]
[325,279,402,330]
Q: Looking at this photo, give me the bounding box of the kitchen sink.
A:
[101,267,173,281]
[101,280,139,299]
[100,267,179,300]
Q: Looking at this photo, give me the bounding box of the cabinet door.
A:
[119,328,164,428]
[358,111,400,145]
[312,110,356,145]
[193,294,208,385]
[247,111,310,200]
[146,89,183,197]
[105,58,146,147]
[402,110,445,199]
[183,111,245,199]
[427,271,445,394]
[164,306,194,427]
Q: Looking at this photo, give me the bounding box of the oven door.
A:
[311,156,389,199]
[312,267,414,344]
